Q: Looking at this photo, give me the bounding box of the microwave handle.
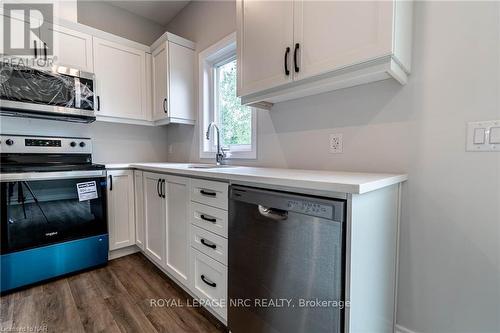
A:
[96,96,100,111]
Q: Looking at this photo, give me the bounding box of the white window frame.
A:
[199,32,257,160]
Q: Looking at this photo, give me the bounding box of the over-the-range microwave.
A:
[0,63,97,123]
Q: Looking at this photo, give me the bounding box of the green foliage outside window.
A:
[217,59,252,146]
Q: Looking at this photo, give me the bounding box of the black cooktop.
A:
[0,163,105,174]
[0,152,104,174]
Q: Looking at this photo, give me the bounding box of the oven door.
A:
[0,170,107,254]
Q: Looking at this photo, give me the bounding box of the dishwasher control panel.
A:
[286,200,333,219]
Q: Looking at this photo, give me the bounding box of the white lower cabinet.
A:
[129,170,229,321]
[143,172,165,266]
[189,180,229,320]
[190,225,227,266]
[164,175,190,286]
[107,170,135,251]
[134,171,145,250]
[191,248,228,319]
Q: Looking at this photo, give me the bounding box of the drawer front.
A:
[190,202,228,238]
[191,248,227,319]
[190,179,228,210]
[191,225,227,265]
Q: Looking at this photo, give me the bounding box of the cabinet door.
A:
[168,42,194,122]
[237,0,294,96]
[151,42,169,121]
[107,170,135,251]
[293,0,393,81]
[0,13,41,59]
[45,23,93,72]
[143,172,165,266]
[93,37,147,120]
[165,175,190,285]
[134,171,145,250]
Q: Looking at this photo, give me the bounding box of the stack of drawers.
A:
[189,179,228,320]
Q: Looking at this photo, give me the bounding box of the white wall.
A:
[77,0,165,45]
[166,1,500,332]
[0,117,169,164]
[0,1,170,164]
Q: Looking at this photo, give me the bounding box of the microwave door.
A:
[0,65,96,122]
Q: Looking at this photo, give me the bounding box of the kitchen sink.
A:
[187,164,234,169]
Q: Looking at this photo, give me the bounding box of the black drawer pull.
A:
[201,275,216,288]
[201,238,216,249]
[109,175,113,191]
[200,189,216,197]
[200,214,216,223]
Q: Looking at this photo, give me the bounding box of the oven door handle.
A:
[0,170,107,182]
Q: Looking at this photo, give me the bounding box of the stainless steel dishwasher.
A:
[228,185,346,333]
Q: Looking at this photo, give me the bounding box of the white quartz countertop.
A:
[106,162,407,194]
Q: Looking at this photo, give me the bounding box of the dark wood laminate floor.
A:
[0,253,226,333]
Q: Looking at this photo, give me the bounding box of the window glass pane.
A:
[216,59,252,147]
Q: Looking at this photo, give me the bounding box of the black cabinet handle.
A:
[163,98,168,114]
[161,179,165,198]
[200,214,216,223]
[96,96,100,111]
[200,189,216,197]
[284,46,290,76]
[157,179,161,197]
[201,275,216,288]
[201,238,216,249]
[293,43,300,73]
[43,42,47,61]
[34,40,37,58]
[109,175,113,191]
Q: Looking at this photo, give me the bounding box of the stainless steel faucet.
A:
[206,122,226,165]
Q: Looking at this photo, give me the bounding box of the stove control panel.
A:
[25,139,62,147]
[0,135,92,154]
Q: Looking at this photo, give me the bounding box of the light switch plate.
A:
[466,120,500,152]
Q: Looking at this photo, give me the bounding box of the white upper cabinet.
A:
[293,0,393,81]
[151,33,196,125]
[237,0,413,106]
[107,170,136,251]
[152,43,168,121]
[0,12,41,59]
[45,23,93,72]
[93,37,148,121]
[236,0,294,96]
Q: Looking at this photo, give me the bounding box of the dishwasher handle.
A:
[258,205,288,221]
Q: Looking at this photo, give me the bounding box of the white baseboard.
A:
[109,245,140,260]
[396,324,419,333]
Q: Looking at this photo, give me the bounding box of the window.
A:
[199,33,256,159]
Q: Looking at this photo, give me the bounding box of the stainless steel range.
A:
[0,134,108,293]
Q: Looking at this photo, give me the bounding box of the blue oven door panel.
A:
[1,234,108,293]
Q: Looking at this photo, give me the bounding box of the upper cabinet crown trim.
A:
[151,31,196,51]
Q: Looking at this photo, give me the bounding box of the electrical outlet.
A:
[329,134,343,153]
